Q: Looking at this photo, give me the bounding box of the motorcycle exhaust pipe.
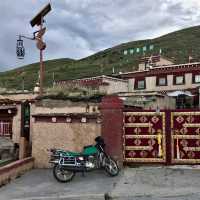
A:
[61,165,86,172]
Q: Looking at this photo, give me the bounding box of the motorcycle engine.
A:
[85,155,95,169]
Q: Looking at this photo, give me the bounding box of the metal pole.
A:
[39,17,44,96]
[22,76,24,92]
[52,72,55,87]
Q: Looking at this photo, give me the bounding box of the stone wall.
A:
[31,113,101,168]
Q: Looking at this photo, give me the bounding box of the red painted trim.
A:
[99,96,124,110]
[118,64,200,79]
[55,77,110,87]
[0,157,34,175]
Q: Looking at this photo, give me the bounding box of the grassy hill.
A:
[1,25,200,91]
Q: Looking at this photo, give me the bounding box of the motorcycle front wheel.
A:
[53,164,75,182]
[104,157,119,177]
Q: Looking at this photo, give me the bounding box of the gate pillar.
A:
[100,96,124,166]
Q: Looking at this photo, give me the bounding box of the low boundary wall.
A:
[0,157,34,186]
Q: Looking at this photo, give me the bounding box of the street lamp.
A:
[16,36,25,59]
[16,3,51,96]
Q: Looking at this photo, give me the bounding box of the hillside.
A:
[0,25,200,91]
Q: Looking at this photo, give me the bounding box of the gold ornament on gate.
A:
[157,129,163,157]
[176,137,180,159]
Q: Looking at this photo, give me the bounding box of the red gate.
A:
[100,96,200,165]
[123,111,166,163]
[171,111,200,164]
[123,110,200,164]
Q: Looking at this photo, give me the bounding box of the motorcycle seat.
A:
[62,151,82,157]
[83,145,93,149]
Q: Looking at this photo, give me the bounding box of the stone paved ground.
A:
[1,166,200,200]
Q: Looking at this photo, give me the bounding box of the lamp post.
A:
[16,3,51,96]
[37,17,46,96]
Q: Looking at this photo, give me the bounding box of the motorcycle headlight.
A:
[78,157,84,161]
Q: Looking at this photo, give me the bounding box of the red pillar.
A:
[100,96,124,166]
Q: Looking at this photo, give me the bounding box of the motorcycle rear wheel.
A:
[104,157,119,177]
[53,164,75,182]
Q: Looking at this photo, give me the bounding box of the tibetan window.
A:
[193,74,200,83]
[157,76,167,86]
[174,75,185,85]
[135,79,146,90]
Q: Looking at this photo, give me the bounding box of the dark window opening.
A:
[135,79,146,90]
[157,76,167,86]
[193,74,200,84]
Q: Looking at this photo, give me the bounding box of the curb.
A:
[166,165,200,170]
[107,190,200,200]
[11,193,106,200]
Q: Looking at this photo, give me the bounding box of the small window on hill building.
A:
[157,76,167,86]
[174,75,185,85]
[193,74,200,83]
[135,79,146,90]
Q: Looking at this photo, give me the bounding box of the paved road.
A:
[1,166,200,200]
[109,166,200,200]
[0,169,120,200]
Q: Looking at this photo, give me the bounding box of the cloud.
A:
[0,0,199,71]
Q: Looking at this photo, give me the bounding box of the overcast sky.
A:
[0,0,200,71]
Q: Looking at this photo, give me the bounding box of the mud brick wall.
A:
[32,114,101,168]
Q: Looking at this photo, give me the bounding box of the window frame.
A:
[0,120,12,137]
[134,79,146,90]
[156,76,167,86]
[174,75,185,85]
[193,74,200,84]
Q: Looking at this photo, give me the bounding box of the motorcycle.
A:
[48,136,119,182]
